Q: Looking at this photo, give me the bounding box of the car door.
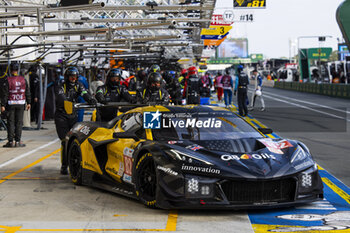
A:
[105,112,145,184]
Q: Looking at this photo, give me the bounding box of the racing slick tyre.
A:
[135,153,158,208]
[68,139,83,185]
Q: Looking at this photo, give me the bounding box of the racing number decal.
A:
[247,0,264,7]
[278,140,293,149]
[122,147,134,184]
[124,156,132,176]
[235,0,265,8]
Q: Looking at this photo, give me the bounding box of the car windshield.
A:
[152,112,261,141]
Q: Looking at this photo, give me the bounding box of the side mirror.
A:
[258,128,273,135]
[113,132,140,141]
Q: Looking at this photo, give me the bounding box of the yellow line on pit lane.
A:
[0,211,178,232]
[1,177,64,180]
[322,177,350,206]
[0,149,179,232]
[0,149,61,185]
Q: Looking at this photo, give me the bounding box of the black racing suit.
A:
[1,76,31,143]
[141,88,170,105]
[54,81,94,169]
[236,72,249,116]
[29,72,40,123]
[165,78,182,105]
[183,75,203,104]
[95,84,135,121]
[127,76,137,92]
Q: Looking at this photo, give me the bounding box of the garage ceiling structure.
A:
[0,0,216,68]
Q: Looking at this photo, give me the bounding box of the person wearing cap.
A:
[1,63,31,147]
[54,66,97,175]
[248,69,265,111]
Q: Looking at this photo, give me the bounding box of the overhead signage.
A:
[204,36,227,46]
[307,48,332,59]
[234,0,266,8]
[237,13,254,22]
[223,10,234,22]
[285,63,298,69]
[211,14,233,26]
[208,58,251,64]
[202,49,216,58]
[250,53,263,62]
[201,26,232,36]
[201,32,229,40]
[338,43,350,61]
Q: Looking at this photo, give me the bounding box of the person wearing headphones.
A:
[95,68,135,121]
[142,72,169,105]
[54,66,96,175]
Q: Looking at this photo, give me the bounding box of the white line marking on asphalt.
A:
[248,90,350,122]
[264,91,350,114]
[0,138,60,169]
[295,199,336,210]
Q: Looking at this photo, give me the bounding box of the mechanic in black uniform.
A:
[142,72,170,105]
[1,63,31,147]
[142,64,161,89]
[182,66,203,104]
[54,66,96,175]
[125,70,137,92]
[163,71,182,105]
[95,68,135,121]
[234,65,249,116]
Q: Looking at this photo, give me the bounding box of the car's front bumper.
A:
[155,169,324,209]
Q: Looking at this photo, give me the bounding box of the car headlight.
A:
[290,147,310,163]
[297,165,319,193]
[165,149,213,165]
[185,175,216,198]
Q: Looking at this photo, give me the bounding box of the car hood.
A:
[162,138,315,178]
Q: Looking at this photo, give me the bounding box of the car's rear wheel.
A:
[135,153,157,208]
[68,139,83,185]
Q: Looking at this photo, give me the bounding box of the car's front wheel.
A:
[68,139,83,185]
[135,153,158,208]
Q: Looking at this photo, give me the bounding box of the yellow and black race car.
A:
[64,105,323,209]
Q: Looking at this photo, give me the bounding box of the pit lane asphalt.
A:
[0,120,253,233]
[0,86,349,233]
[246,86,350,187]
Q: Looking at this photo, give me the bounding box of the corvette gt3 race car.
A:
[64,105,323,209]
